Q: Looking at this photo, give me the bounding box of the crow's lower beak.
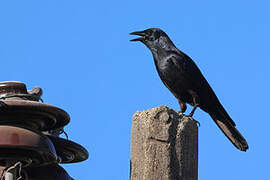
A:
[129,30,146,42]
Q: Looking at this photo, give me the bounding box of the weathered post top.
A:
[130,105,198,180]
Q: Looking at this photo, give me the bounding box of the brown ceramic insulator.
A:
[0,165,4,176]
[25,164,74,180]
[0,81,27,95]
[0,100,70,131]
[0,125,57,167]
[46,136,89,164]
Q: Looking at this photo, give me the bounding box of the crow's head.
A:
[130,28,175,52]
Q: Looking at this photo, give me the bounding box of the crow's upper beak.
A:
[129,30,146,42]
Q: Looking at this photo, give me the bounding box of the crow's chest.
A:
[155,57,192,96]
[155,58,183,82]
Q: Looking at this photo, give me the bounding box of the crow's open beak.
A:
[129,30,146,42]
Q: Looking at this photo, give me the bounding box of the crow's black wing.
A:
[169,52,248,151]
[169,51,236,126]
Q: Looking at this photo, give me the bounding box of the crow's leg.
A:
[188,91,200,117]
[188,94,200,126]
[189,104,199,117]
[188,105,200,126]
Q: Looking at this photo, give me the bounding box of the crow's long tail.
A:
[210,107,248,151]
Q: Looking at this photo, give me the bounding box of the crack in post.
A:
[149,137,169,143]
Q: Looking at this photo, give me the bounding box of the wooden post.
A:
[130,106,198,180]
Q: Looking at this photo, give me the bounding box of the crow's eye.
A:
[153,31,160,40]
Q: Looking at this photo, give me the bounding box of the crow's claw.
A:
[186,116,200,127]
[193,119,200,127]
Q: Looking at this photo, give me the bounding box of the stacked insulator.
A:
[0,81,88,180]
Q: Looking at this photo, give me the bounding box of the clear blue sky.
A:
[0,0,269,179]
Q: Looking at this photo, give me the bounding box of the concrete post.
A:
[130,106,198,180]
